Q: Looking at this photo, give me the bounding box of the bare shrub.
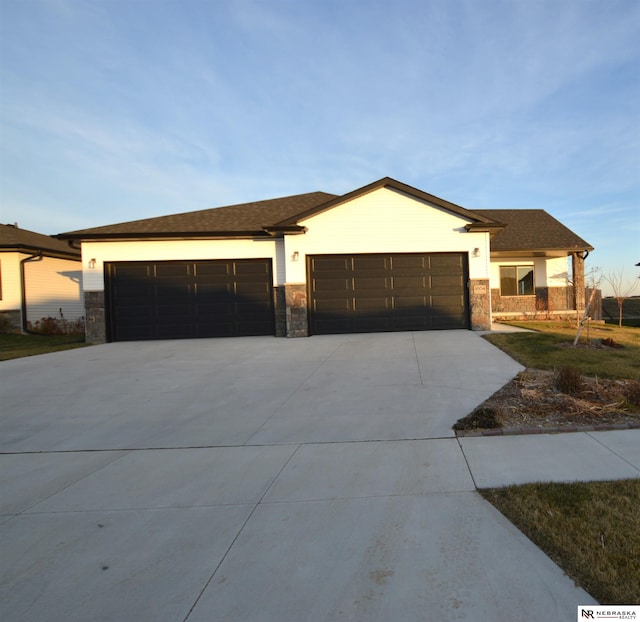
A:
[600,337,622,349]
[554,367,584,395]
[453,406,503,430]
[0,314,12,333]
[623,381,640,409]
[28,317,85,336]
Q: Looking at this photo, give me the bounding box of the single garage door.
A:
[106,259,274,341]
[308,252,469,335]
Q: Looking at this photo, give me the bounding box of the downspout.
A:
[20,252,43,334]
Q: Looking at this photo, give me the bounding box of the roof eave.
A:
[274,177,501,226]
[262,225,307,236]
[465,222,506,235]
[0,243,81,260]
[490,245,595,254]
[57,230,275,242]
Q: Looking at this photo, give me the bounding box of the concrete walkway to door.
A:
[3,331,635,621]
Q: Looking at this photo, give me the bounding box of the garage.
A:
[308,253,469,335]
[61,177,516,342]
[105,259,275,341]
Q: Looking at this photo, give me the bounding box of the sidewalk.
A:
[459,429,640,488]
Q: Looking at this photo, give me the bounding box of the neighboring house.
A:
[0,224,84,332]
[58,177,593,343]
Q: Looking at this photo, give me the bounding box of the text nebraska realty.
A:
[581,609,637,620]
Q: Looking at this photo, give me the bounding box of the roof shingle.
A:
[61,192,337,238]
[56,180,593,255]
[476,209,593,252]
[0,224,80,258]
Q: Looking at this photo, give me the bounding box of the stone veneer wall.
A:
[468,279,491,331]
[572,252,586,315]
[0,309,21,333]
[84,291,106,344]
[491,287,575,316]
[285,284,308,337]
[84,280,577,342]
[491,287,601,322]
[273,286,286,337]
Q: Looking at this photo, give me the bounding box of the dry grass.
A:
[455,369,640,430]
[470,322,639,429]
[481,480,640,604]
[478,322,640,605]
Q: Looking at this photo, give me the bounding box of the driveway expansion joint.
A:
[182,442,302,622]
[2,333,600,621]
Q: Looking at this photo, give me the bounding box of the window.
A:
[500,266,534,296]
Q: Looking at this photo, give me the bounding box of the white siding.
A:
[79,189,492,295]
[0,252,22,310]
[24,256,84,322]
[545,256,570,286]
[81,238,279,291]
[284,187,489,283]
[274,238,286,286]
[1,252,83,321]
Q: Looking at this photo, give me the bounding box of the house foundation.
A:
[273,286,287,337]
[469,279,492,330]
[85,291,106,344]
[285,283,308,337]
[0,309,21,333]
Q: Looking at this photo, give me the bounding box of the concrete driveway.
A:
[2,330,628,621]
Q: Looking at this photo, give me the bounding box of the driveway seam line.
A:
[0,436,458,454]
[182,443,303,622]
[258,490,477,504]
[15,503,270,515]
[241,344,345,446]
[7,450,131,516]
[412,332,424,385]
[455,436,480,490]
[585,431,640,474]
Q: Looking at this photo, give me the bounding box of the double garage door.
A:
[105,253,469,341]
[106,260,275,341]
[308,252,469,334]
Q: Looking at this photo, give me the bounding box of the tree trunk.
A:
[618,298,624,327]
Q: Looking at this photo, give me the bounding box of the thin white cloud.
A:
[0,0,638,282]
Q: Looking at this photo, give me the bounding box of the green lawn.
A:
[0,333,88,361]
[485,321,640,379]
[482,321,640,604]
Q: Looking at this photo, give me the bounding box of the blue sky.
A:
[1,0,638,295]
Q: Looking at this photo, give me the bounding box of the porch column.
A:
[572,252,586,315]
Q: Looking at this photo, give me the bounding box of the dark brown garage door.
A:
[308,253,469,335]
[105,259,275,341]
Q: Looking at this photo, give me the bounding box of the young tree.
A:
[605,269,640,327]
[573,268,602,346]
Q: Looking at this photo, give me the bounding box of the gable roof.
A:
[274,177,500,227]
[0,224,81,259]
[476,209,593,252]
[57,178,591,254]
[59,192,337,240]
[59,178,504,241]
